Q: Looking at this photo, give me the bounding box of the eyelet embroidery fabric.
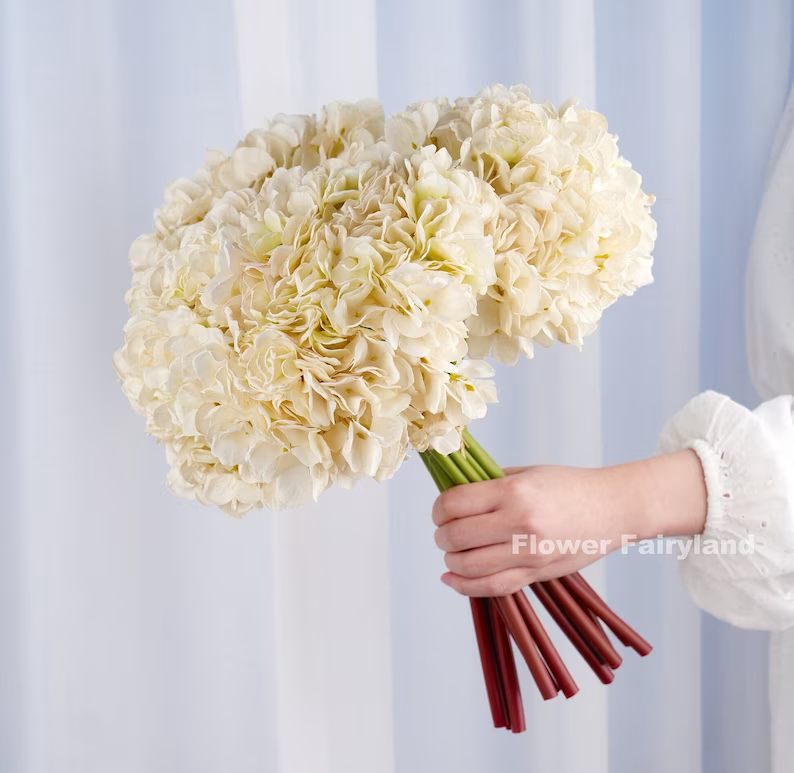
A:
[658,390,794,630]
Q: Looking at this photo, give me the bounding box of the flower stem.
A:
[496,595,558,700]
[420,452,449,491]
[470,598,508,728]
[514,591,579,699]
[490,599,526,732]
[426,452,455,491]
[545,579,622,669]
[449,450,484,482]
[563,574,652,657]
[465,449,490,481]
[428,449,468,486]
[462,429,505,479]
[530,583,615,685]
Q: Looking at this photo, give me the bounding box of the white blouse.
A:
[658,85,794,773]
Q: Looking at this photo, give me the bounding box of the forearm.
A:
[604,451,708,542]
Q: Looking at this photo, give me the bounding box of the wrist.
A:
[597,451,707,544]
[632,451,708,540]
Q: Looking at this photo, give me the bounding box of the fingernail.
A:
[440,573,452,586]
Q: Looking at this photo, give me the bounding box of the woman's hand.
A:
[431,450,708,597]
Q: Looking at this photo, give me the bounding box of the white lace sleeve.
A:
[658,390,794,630]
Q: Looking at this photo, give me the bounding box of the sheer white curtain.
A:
[1,1,792,772]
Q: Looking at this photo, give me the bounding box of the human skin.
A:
[432,449,708,597]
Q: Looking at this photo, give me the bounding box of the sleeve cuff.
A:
[658,391,794,583]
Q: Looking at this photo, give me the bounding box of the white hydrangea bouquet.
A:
[115,85,655,731]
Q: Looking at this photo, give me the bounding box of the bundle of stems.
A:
[420,430,652,733]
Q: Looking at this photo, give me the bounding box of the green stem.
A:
[420,452,446,491]
[464,448,490,481]
[463,429,505,479]
[421,431,504,491]
[429,449,468,486]
[450,450,483,482]
[421,451,455,491]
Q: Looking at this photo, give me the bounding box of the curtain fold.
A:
[596,2,705,770]
[700,4,793,773]
[1,0,791,771]
[233,3,395,772]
